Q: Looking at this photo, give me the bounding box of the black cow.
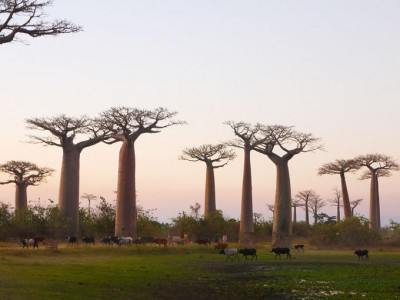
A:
[294,244,305,252]
[101,237,112,245]
[68,236,78,246]
[82,236,95,246]
[354,249,369,260]
[238,248,257,260]
[195,239,211,246]
[271,247,292,259]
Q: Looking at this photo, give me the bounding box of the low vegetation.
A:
[0,243,399,299]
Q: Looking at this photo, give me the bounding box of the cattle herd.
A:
[17,237,370,261]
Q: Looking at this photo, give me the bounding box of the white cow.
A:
[219,248,239,261]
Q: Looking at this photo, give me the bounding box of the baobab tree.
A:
[356,154,399,229]
[328,188,343,224]
[308,193,325,226]
[295,189,319,226]
[356,153,399,229]
[179,144,236,217]
[26,114,109,234]
[254,125,323,246]
[81,193,97,218]
[292,198,304,224]
[350,198,363,216]
[0,0,81,45]
[0,160,53,211]
[318,159,359,220]
[101,107,185,237]
[225,121,265,245]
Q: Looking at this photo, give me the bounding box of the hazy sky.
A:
[1,1,400,225]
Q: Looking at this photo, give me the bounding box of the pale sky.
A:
[1,1,400,225]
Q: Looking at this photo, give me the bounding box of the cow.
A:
[153,238,168,247]
[34,236,46,246]
[195,238,211,246]
[214,243,228,250]
[101,237,112,245]
[238,248,257,260]
[20,239,37,249]
[294,244,305,252]
[82,236,95,246]
[68,236,78,246]
[219,248,239,261]
[137,236,154,245]
[118,237,133,246]
[354,249,369,260]
[271,247,292,259]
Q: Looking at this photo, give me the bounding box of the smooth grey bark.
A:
[240,143,253,234]
[340,173,351,218]
[15,183,28,211]
[204,163,216,217]
[58,142,81,234]
[115,139,136,237]
[271,158,292,247]
[369,172,378,229]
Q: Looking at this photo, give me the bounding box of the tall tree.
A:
[179,144,236,217]
[291,198,303,224]
[101,107,185,237]
[0,0,81,45]
[355,154,399,229]
[26,114,108,234]
[328,187,343,224]
[308,193,325,226]
[81,193,97,218]
[0,160,53,211]
[225,121,265,245]
[350,198,363,216]
[318,159,359,220]
[295,189,319,226]
[254,125,323,247]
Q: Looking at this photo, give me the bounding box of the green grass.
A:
[0,244,399,299]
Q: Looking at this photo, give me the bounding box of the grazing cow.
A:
[82,237,95,246]
[219,248,239,261]
[195,238,211,246]
[153,238,168,247]
[34,237,46,246]
[238,248,257,260]
[214,243,228,250]
[20,239,37,249]
[294,244,305,252]
[101,237,112,245]
[354,249,369,260]
[109,236,121,245]
[118,237,133,246]
[68,236,78,246]
[271,247,292,259]
[137,236,154,245]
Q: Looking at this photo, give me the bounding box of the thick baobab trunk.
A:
[336,205,341,224]
[272,160,292,247]
[115,139,137,237]
[375,175,381,229]
[369,172,378,229]
[305,198,309,226]
[293,206,297,223]
[239,145,254,246]
[204,163,216,217]
[15,183,28,211]
[58,144,81,235]
[340,172,352,219]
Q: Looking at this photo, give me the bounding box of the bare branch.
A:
[179,144,236,168]
[0,0,82,45]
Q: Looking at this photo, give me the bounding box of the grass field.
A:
[0,242,399,300]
